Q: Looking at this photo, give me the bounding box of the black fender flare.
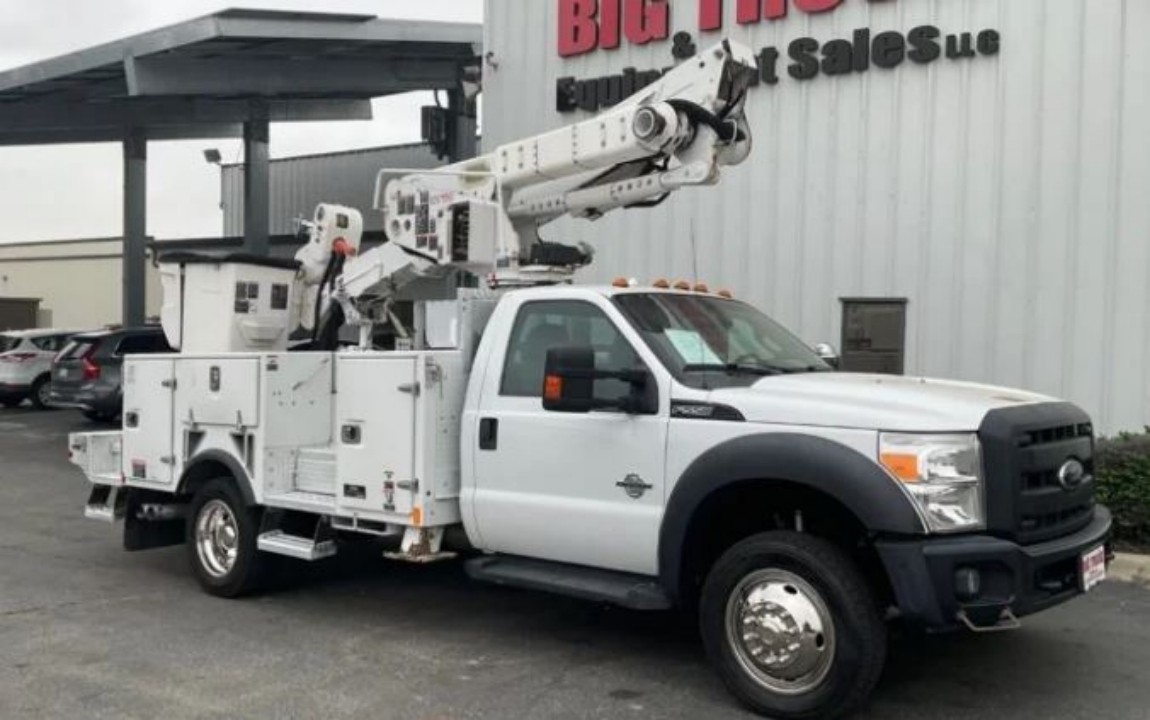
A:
[177,449,256,506]
[658,433,925,602]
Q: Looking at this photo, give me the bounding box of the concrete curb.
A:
[1110,553,1150,588]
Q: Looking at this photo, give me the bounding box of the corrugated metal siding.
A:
[483,0,1150,434]
[222,143,443,236]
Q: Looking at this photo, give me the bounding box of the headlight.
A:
[879,433,984,533]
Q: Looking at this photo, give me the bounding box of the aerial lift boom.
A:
[293,39,757,346]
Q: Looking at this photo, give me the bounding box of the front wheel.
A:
[186,478,266,598]
[700,531,887,720]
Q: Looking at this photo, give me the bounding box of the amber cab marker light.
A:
[673,280,691,291]
[612,277,630,288]
[880,453,920,483]
[652,278,670,289]
[717,289,733,299]
[544,375,564,401]
[694,282,710,293]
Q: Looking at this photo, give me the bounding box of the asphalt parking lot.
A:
[2,408,1149,720]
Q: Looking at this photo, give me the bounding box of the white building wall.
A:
[0,239,163,330]
[483,0,1150,434]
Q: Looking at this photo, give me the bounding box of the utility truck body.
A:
[67,39,1111,720]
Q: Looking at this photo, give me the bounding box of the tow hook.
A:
[956,607,1022,633]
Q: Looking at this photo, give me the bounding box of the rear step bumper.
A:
[465,555,671,611]
[84,485,125,523]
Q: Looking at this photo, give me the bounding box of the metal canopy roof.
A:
[0,8,482,145]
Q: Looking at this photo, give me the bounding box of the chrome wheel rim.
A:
[725,568,836,696]
[195,499,239,578]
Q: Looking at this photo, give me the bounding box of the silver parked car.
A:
[0,329,80,409]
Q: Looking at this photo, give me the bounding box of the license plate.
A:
[1081,545,1106,591]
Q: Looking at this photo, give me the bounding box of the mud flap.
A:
[123,490,186,552]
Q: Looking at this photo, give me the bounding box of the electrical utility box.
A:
[159,254,301,354]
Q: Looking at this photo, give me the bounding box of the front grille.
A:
[980,405,1096,545]
[1023,423,1093,448]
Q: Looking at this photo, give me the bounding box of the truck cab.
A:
[458,283,1111,716]
[463,283,1108,610]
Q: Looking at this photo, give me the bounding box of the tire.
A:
[186,478,267,598]
[30,376,51,410]
[700,531,887,720]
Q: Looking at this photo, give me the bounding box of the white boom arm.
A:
[297,39,759,344]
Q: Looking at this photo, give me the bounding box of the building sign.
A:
[555,0,1001,113]
[560,0,851,57]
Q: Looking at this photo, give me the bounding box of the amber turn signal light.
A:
[880,453,920,482]
[544,375,563,401]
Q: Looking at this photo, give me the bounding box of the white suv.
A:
[0,330,80,409]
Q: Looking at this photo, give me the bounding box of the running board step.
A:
[257,531,337,561]
[84,485,125,523]
[464,555,671,611]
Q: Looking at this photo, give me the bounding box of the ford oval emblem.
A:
[1057,459,1087,491]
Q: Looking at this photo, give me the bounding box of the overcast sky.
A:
[0,0,483,243]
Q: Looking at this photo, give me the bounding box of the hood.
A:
[706,373,1056,432]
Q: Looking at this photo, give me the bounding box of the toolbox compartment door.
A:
[336,356,417,518]
[122,357,176,487]
[175,357,261,427]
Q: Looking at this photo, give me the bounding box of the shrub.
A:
[1095,429,1150,549]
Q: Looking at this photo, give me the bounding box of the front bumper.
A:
[877,505,1112,631]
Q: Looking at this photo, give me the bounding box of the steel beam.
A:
[122,129,147,327]
[243,108,271,256]
[0,124,244,147]
[0,98,372,133]
[214,14,482,46]
[126,56,462,97]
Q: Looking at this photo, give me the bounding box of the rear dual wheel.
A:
[186,478,267,598]
[700,531,887,720]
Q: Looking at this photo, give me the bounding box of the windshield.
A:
[613,293,830,389]
[0,335,21,353]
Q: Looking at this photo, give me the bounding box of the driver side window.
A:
[500,300,641,400]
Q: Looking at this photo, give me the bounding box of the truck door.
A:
[471,298,667,577]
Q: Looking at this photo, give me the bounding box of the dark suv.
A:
[50,327,172,422]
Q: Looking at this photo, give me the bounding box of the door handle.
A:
[479,418,498,451]
[616,474,654,499]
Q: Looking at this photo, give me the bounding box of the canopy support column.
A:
[122,128,147,327]
[243,105,270,255]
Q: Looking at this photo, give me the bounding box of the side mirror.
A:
[542,346,655,415]
[814,342,841,370]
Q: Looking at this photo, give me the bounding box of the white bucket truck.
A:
[68,40,1111,720]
